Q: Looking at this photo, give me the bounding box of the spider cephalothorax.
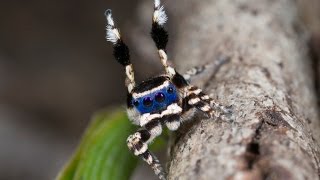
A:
[130,76,179,114]
[105,1,231,179]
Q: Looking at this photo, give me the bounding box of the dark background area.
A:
[0,0,156,179]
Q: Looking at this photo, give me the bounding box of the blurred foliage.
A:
[56,108,166,180]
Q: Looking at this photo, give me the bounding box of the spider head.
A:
[128,76,179,114]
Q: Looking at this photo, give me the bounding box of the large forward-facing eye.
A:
[155,92,165,102]
[143,97,153,107]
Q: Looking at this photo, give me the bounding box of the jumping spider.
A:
[105,0,232,179]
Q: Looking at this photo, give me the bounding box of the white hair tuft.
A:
[105,9,120,44]
[153,4,168,26]
[154,0,160,8]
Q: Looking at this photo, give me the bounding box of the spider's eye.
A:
[155,92,165,102]
[167,87,174,94]
[143,97,153,107]
[133,100,139,106]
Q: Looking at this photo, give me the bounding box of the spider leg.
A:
[165,114,181,131]
[151,0,168,51]
[183,64,209,82]
[200,92,234,121]
[127,119,166,180]
[171,70,232,121]
[182,56,231,82]
[105,9,135,93]
[151,0,177,78]
[184,85,234,120]
[199,92,233,115]
[140,150,165,180]
[184,86,219,119]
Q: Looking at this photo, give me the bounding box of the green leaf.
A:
[56,109,138,180]
[56,108,167,180]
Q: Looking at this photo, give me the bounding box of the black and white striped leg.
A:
[198,92,232,115]
[165,114,181,131]
[151,0,168,51]
[195,90,233,121]
[127,120,166,180]
[151,0,177,78]
[184,86,233,120]
[140,150,166,180]
[105,9,135,93]
[185,86,219,119]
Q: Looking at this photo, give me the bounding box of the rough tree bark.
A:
[133,0,320,179]
[165,0,320,179]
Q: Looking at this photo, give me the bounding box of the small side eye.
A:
[143,97,153,107]
[167,87,174,94]
[133,100,139,106]
[155,92,165,102]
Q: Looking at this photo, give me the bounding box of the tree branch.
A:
[134,0,320,179]
[165,0,320,179]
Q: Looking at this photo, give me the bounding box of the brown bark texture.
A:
[134,0,320,179]
[166,0,320,179]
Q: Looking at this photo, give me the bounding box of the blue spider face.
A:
[132,83,179,114]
